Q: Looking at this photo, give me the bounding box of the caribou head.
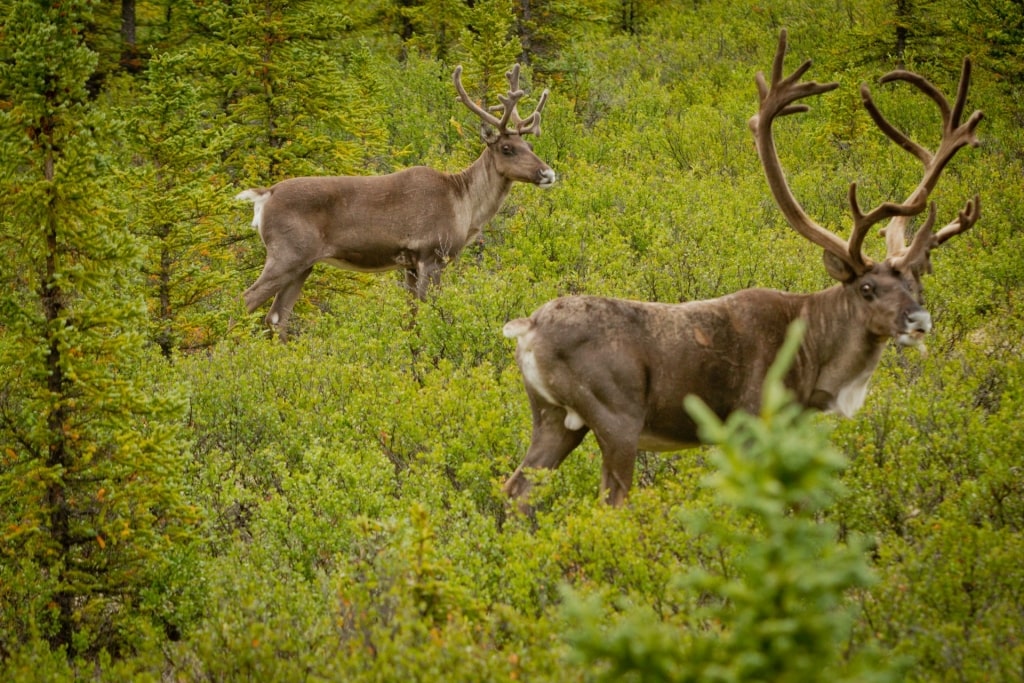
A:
[748,29,982,351]
[501,30,982,509]
[236,64,554,341]
[453,63,555,188]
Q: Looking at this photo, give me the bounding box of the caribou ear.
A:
[479,123,500,144]
[822,250,857,283]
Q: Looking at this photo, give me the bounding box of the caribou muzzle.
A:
[536,168,557,188]
[897,308,932,347]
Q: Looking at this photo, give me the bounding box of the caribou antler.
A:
[749,30,982,277]
[495,64,548,136]
[453,63,548,136]
[748,31,860,269]
[861,59,984,264]
[892,194,981,274]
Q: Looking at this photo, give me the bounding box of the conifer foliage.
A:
[0,0,196,658]
[126,53,238,356]
[0,1,1020,680]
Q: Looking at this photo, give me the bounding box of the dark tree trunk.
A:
[41,142,74,656]
[894,0,910,69]
[120,0,144,73]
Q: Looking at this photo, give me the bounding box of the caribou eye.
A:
[501,145,514,156]
[859,282,875,299]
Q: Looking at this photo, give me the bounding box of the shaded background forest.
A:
[1,0,1022,680]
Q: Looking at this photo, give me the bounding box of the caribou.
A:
[236,64,555,341]
[502,30,982,508]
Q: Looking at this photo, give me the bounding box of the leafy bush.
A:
[2,1,1021,679]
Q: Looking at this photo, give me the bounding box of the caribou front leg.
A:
[403,257,445,301]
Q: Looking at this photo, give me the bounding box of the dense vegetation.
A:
[1,0,1022,680]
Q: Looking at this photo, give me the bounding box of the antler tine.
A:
[453,65,503,129]
[890,194,981,274]
[950,58,973,133]
[862,58,984,259]
[488,64,548,136]
[495,89,525,130]
[848,179,925,271]
[848,183,889,271]
[861,82,932,168]
[889,202,938,273]
[516,88,547,136]
[488,65,525,130]
[750,30,857,268]
[933,194,981,246]
[506,63,523,93]
[754,31,832,119]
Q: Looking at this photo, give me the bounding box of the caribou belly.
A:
[637,431,698,452]
[320,256,400,273]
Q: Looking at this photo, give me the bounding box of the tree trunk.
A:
[41,142,74,655]
[120,0,143,72]
[894,0,910,69]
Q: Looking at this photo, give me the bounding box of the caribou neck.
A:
[451,151,514,237]
[794,286,889,415]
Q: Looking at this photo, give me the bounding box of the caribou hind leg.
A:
[593,430,641,507]
[242,256,301,313]
[265,266,313,342]
[243,257,315,340]
[503,396,588,512]
[576,401,644,507]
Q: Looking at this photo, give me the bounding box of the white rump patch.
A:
[517,343,554,404]
[235,189,270,236]
[503,318,531,339]
[512,326,586,432]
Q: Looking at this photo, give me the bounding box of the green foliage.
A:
[456,0,521,97]
[958,0,1024,95]
[0,0,198,659]
[863,521,1024,682]
[395,0,472,61]
[175,0,389,185]
[1,0,1021,679]
[833,334,1024,682]
[123,53,240,355]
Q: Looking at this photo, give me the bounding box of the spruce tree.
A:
[0,0,196,658]
[162,0,390,329]
[457,0,522,95]
[175,0,388,186]
[126,53,239,356]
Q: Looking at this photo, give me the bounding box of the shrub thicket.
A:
[1,0,1021,680]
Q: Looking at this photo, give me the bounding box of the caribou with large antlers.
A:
[502,30,982,508]
[236,64,554,340]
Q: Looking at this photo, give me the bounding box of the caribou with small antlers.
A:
[236,65,554,340]
[502,30,982,508]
